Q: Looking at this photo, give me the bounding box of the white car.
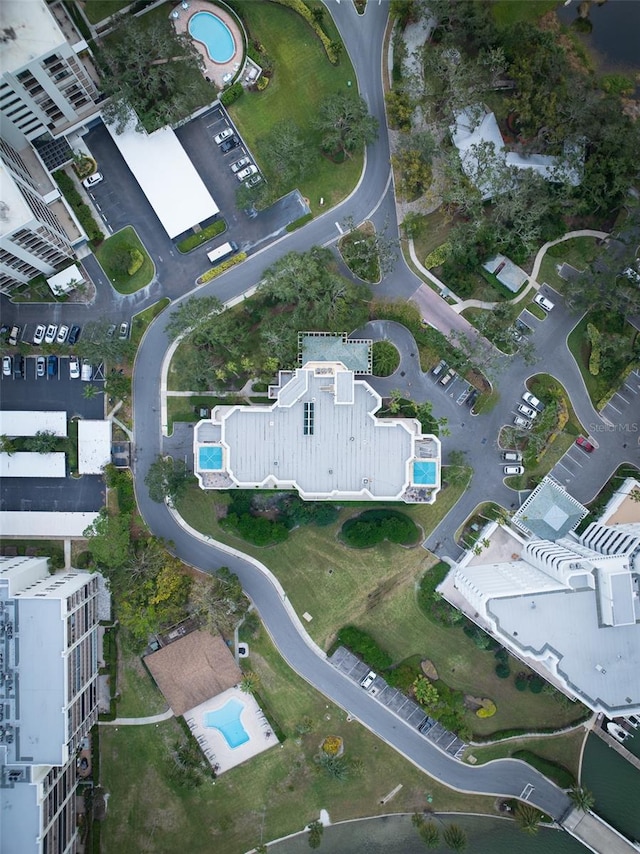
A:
[514,415,532,430]
[230,156,251,173]
[2,355,11,376]
[82,172,103,189]
[517,403,538,419]
[534,293,555,312]
[214,127,234,144]
[36,355,46,377]
[33,324,46,345]
[56,325,69,344]
[69,355,80,379]
[504,465,524,476]
[522,391,544,411]
[360,671,377,689]
[44,324,58,344]
[236,164,258,182]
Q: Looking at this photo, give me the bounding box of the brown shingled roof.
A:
[144,630,242,716]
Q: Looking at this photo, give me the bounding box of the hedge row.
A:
[268,0,339,63]
[597,362,638,411]
[196,252,247,284]
[341,509,420,548]
[512,750,576,788]
[336,625,392,671]
[220,82,243,106]
[54,170,103,244]
[587,323,600,376]
[177,219,226,253]
[286,213,313,232]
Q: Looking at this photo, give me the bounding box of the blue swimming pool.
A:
[204,698,249,749]
[199,445,223,471]
[413,460,437,486]
[188,11,235,64]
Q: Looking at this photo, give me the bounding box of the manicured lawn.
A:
[410,207,453,264]
[96,226,154,294]
[131,298,170,346]
[83,0,130,24]
[175,479,468,650]
[115,633,168,719]
[491,0,558,27]
[537,236,601,294]
[526,300,547,321]
[99,627,498,854]
[566,313,636,406]
[229,2,362,211]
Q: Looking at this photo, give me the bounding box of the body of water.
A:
[557,0,640,80]
[268,814,588,854]
[581,734,640,843]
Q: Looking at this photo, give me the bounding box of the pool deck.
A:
[184,686,277,774]
[170,1,245,90]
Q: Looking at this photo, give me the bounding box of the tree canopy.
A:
[315,94,379,158]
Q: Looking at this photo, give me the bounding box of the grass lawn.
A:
[410,207,453,264]
[166,394,244,430]
[131,298,170,347]
[96,226,154,294]
[229,2,362,211]
[537,236,601,294]
[566,313,636,406]
[115,633,168,719]
[490,0,559,27]
[83,0,130,24]
[526,300,547,321]
[175,480,468,650]
[100,627,498,854]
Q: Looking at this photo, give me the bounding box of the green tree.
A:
[259,120,314,183]
[568,786,595,812]
[24,430,58,453]
[145,454,191,504]
[0,434,17,455]
[190,568,249,635]
[514,802,543,836]
[240,671,261,694]
[413,676,439,711]
[419,821,440,849]
[442,823,467,852]
[307,819,323,849]
[315,94,378,158]
[82,384,99,400]
[83,509,131,570]
[315,752,349,781]
[165,295,223,339]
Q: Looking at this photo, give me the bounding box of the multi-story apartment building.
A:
[0,556,110,854]
[0,0,103,294]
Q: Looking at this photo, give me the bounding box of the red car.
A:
[576,436,595,452]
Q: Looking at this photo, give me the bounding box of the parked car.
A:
[220,135,240,153]
[360,671,377,689]
[503,451,522,462]
[118,321,129,340]
[245,173,263,189]
[576,436,595,452]
[504,465,524,476]
[522,391,544,411]
[82,172,103,189]
[466,389,479,408]
[8,325,21,346]
[214,127,234,144]
[106,324,116,338]
[33,324,46,345]
[68,325,81,345]
[69,355,80,380]
[432,359,447,377]
[517,403,538,419]
[56,325,69,344]
[534,293,555,312]
[230,156,251,173]
[81,359,92,381]
[36,356,46,378]
[47,354,58,377]
[44,324,58,344]
[513,415,532,430]
[439,367,455,386]
[236,164,258,182]
[2,355,11,376]
[14,354,25,377]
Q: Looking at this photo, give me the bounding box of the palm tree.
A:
[568,785,595,812]
[83,383,99,399]
[514,802,543,835]
[443,823,467,851]
[419,821,440,848]
[240,671,260,694]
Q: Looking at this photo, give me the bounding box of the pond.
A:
[581,733,640,842]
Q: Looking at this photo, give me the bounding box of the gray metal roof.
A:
[513,477,588,541]
[299,332,372,374]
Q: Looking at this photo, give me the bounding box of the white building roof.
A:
[46,264,84,296]
[104,111,219,238]
[0,511,100,538]
[0,0,64,76]
[78,420,111,474]
[194,361,441,503]
[0,163,33,238]
[0,452,65,478]
[0,410,67,438]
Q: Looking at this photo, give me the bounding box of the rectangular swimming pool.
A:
[413,460,437,486]
[199,445,223,471]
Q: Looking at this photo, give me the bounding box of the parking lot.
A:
[330,646,467,759]
[1,355,105,513]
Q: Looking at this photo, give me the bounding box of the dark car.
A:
[47,354,58,377]
[68,325,81,345]
[220,135,240,153]
[13,354,24,377]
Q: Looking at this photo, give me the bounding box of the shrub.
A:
[222,512,288,546]
[512,750,576,788]
[341,509,420,548]
[196,252,246,284]
[336,625,392,671]
[53,170,103,245]
[417,562,463,627]
[127,247,144,276]
[177,220,226,253]
[586,323,600,376]
[220,82,243,106]
[424,242,452,270]
[529,675,545,694]
[476,699,496,718]
[515,673,528,692]
[256,75,270,90]
[321,735,343,756]
[495,662,511,679]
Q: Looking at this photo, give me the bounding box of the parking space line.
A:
[624,383,638,395]
[568,454,583,467]
[606,401,622,414]
[614,393,630,404]
[556,460,575,474]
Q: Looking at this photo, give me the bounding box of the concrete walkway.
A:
[100,708,174,726]
[562,808,639,854]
